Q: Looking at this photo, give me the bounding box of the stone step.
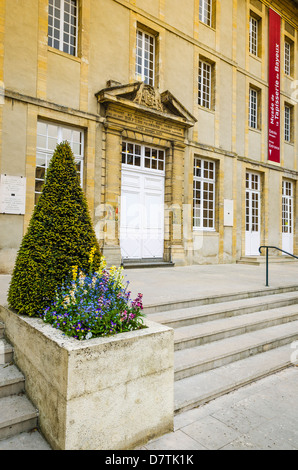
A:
[0,321,50,449]
[174,320,298,381]
[0,363,25,398]
[0,394,39,441]
[143,284,298,314]
[174,304,298,351]
[236,256,297,265]
[0,338,14,365]
[174,344,294,414]
[123,259,175,269]
[149,290,298,329]
[0,429,51,450]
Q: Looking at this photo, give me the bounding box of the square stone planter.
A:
[0,305,174,450]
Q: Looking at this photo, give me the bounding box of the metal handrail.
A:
[259,246,298,287]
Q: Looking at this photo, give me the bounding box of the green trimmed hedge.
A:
[8,141,101,317]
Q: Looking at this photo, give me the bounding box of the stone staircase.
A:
[146,285,298,415]
[0,321,50,449]
[2,284,298,447]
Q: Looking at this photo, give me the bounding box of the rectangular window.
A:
[36,121,84,204]
[48,0,78,56]
[193,157,215,230]
[285,41,291,76]
[122,142,165,172]
[249,16,258,56]
[135,29,155,86]
[199,0,212,27]
[249,88,258,129]
[285,105,291,142]
[198,60,212,109]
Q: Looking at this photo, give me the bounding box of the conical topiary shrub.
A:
[8,141,101,317]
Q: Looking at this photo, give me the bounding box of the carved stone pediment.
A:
[95,81,196,127]
[133,83,164,112]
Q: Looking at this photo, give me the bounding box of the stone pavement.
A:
[2,262,298,308]
[123,262,298,307]
[139,366,298,450]
[1,262,298,450]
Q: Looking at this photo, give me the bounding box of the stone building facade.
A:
[0,0,298,272]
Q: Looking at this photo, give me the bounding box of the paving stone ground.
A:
[140,366,298,450]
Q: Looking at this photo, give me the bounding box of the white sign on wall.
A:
[0,174,26,215]
[224,199,234,227]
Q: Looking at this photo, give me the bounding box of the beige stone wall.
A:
[1,0,298,271]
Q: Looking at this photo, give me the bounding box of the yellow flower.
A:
[109,265,124,288]
[97,256,107,275]
[72,265,78,281]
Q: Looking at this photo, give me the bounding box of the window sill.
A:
[249,52,262,63]
[197,105,215,115]
[284,140,295,147]
[198,20,216,32]
[48,46,81,64]
[193,228,217,234]
[248,126,262,134]
[284,73,294,81]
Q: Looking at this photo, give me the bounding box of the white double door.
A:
[245,172,261,256]
[282,180,294,254]
[120,162,165,260]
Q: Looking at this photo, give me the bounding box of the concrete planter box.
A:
[0,306,174,450]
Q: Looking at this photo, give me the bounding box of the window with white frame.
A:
[285,40,292,76]
[249,16,258,56]
[122,142,165,172]
[199,0,212,27]
[35,121,84,204]
[198,60,212,109]
[135,29,155,86]
[284,105,294,143]
[193,157,215,230]
[282,180,293,234]
[48,0,78,56]
[249,87,258,129]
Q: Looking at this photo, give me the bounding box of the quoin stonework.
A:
[1,0,298,271]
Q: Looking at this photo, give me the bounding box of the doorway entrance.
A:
[120,142,165,260]
[282,180,294,255]
[245,172,261,256]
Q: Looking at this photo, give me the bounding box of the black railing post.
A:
[259,245,298,287]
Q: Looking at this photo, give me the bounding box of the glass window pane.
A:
[35,167,46,180]
[48,124,58,138]
[48,136,58,150]
[37,135,47,149]
[72,142,80,155]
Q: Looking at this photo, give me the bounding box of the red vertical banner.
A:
[268,9,281,163]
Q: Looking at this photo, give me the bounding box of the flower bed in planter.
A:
[0,305,174,450]
[40,259,146,341]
